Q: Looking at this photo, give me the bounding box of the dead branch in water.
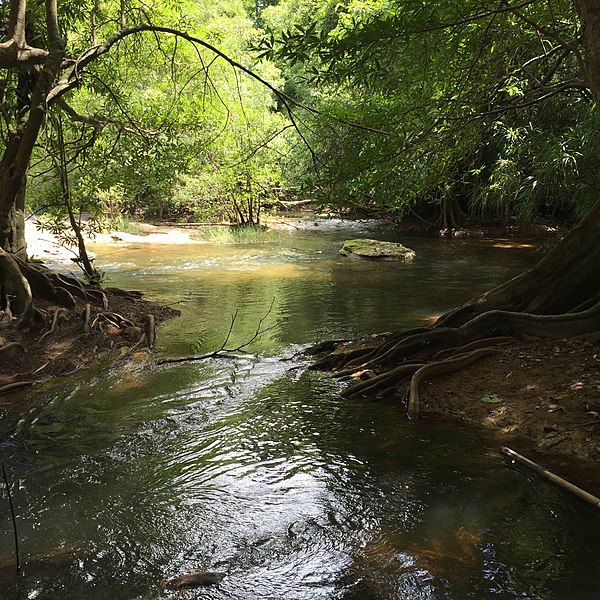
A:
[156,299,276,365]
[1,462,20,572]
[501,446,600,510]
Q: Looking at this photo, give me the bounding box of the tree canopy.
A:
[257,0,599,224]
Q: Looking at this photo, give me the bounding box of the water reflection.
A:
[1,221,598,599]
[90,224,544,356]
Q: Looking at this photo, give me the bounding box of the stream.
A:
[1,218,599,599]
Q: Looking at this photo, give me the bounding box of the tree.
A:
[0,0,301,325]
[301,0,600,410]
[259,0,597,224]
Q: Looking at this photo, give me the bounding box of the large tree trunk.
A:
[0,3,65,323]
[0,0,64,244]
[574,0,600,105]
[437,197,600,327]
[0,175,28,259]
[0,131,29,258]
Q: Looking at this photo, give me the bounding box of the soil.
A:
[419,336,600,465]
[2,215,599,480]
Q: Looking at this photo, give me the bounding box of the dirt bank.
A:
[420,337,600,464]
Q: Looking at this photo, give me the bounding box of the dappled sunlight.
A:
[420,314,441,325]
[482,405,520,433]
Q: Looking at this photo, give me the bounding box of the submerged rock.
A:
[165,570,225,589]
[339,238,416,260]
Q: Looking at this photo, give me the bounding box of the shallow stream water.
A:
[1,219,599,599]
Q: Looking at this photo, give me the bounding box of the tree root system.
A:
[0,268,180,405]
[309,301,600,463]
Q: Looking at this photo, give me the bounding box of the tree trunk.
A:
[574,0,600,105]
[0,130,28,258]
[437,197,600,327]
[0,21,64,260]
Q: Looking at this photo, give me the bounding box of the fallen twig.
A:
[156,300,276,365]
[1,462,20,571]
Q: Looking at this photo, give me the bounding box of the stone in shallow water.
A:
[165,570,225,589]
[339,238,416,260]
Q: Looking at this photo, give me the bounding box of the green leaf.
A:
[481,394,502,404]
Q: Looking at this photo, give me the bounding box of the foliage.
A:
[24,0,296,231]
[255,0,594,224]
[203,224,280,244]
[481,393,502,404]
[470,102,600,222]
[4,0,598,249]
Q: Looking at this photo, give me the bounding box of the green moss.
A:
[339,238,416,260]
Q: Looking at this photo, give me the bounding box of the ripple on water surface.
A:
[2,229,599,599]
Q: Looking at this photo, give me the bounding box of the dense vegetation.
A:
[2,0,599,238]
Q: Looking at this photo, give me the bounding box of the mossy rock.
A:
[339,238,416,260]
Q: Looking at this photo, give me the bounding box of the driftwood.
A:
[501,447,600,510]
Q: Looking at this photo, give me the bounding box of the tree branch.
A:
[155,299,276,365]
[45,24,390,137]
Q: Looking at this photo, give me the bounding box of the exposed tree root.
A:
[0,381,34,395]
[342,362,424,400]
[407,348,499,419]
[90,311,136,332]
[38,307,70,343]
[310,344,378,371]
[0,249,34,327]
[0,342,25,358]
[310,299,600,418]
[17,259,76,308]
[432,336,513,360]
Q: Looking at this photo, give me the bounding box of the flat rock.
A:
[339,238,416,260]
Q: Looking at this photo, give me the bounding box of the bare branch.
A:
[46,24,390,137]
[155,299,276,365]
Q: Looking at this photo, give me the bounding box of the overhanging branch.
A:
[45,24,390,136]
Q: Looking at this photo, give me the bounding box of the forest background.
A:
[2,0,598,253]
